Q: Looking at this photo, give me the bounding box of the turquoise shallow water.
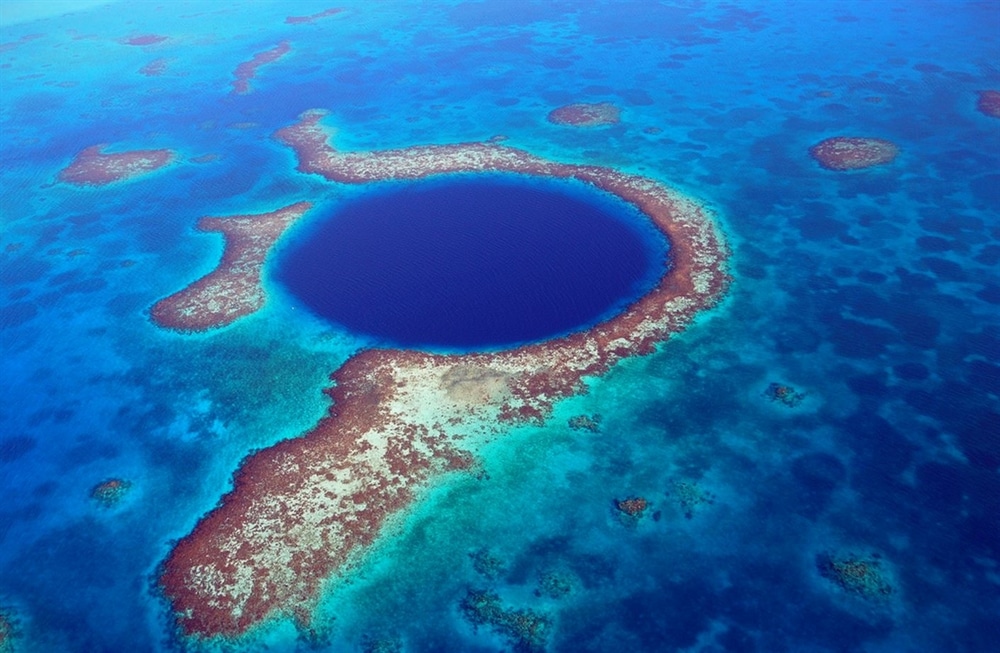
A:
[1,1,998,652]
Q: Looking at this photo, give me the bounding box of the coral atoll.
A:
[157,112,729,639]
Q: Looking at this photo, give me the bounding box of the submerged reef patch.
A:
[614,496,650,518]
[470,548,507,581]
[157,110,729,639]
[139,57,169,76]
[90,478,132,508]
[535,570,575,599]
[817,552,894,601]
[568,414,602,432]
[0,607,16,653]
[58,144,174,186]
[461,589,552,652]
[809,137,899,171]
[547,102,621,127]
[764,382,806,407]
[667,479,715,519]
[976,90,1000,118]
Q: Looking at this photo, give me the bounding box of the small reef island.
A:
[547,102,621,127]
[155,109,730,640]
[808,136,899,171]
[58,144,174,186]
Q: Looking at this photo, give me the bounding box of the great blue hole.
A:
[274,174,668,351]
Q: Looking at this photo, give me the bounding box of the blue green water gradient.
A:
[1,1,998,651]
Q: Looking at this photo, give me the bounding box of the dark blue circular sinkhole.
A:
[274,174,668,351]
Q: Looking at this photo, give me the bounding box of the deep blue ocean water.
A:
[274,175,664,351]
[1,1,998,652]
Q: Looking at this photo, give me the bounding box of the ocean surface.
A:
[1,1,998,652]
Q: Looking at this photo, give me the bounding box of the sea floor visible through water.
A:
[1,1,999,652]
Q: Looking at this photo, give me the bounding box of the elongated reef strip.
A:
[150,202,312,332]
[159,110,730,639]
[58,144,174,186]
[140,57,169,76]
[121,34,168,46]
[286,8,343,24]
[232,41,291,94]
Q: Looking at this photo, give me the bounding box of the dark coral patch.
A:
[920,256,966,282]
[791,452,846,494]
[915,462,964,510]
[857,270,887,285]
[916,236,952,252]
[975,245,1000,266]
[957,410,1000,471]
[847,373,889,399]
[0,302,38,329]
[886,309,940,349]
[893,362,930,381]
[794,207,846,241]
[969,174,1000,207]
[976,285,1000,305]
[617,88,654,106]
[966,360,1000,389]
[0,436,36,463]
